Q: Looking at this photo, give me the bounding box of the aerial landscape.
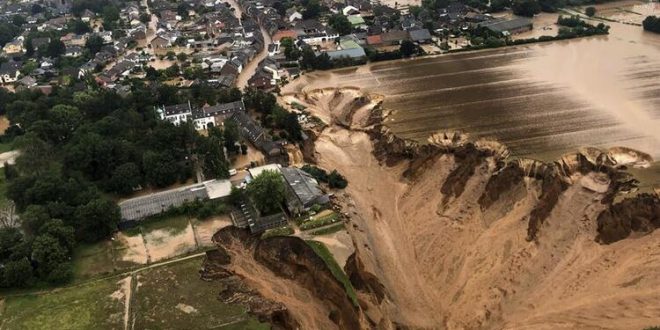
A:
[0,0,658,329]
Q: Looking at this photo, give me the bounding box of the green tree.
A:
[223,120,241,154]
[46,39,65,58]
[71,19,92,34]
[143,151,180,187]
[400,40,417,57]
[642,16,660,33]
[489,0,510,12]
[2,258,33,288]
[107,162,142,195]
[85,35,104,55]
[31,234,68,278]
[303,0,322,19]
[39,219,76,252]
[74,198,120,242]
[176,52,188,62]
[328,170,348,188]
[512,0,541,17]
[198,135,229,179]
[585,6,596,17]
[246,170,285,215]
[20,205,51,236]
[280,38,300,60]
[328,14,352,36]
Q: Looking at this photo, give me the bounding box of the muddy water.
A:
[286,8,660,166]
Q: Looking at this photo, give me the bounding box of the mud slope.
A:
[203,227,366,329]
[278,88,660,329]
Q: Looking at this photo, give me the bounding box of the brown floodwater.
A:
[283,2,660,188]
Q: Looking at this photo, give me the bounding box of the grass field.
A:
[305,240,358,306]
[0,141,13,154]
[2,257,271,330]
[0,277,126,330]
[72,241,119,282]
[132,257,269,329]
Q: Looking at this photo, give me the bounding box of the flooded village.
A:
[0,0,659,328]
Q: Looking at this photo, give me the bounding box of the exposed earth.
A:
[205,87,660,329]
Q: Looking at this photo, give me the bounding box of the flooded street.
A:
[285,3,660,167]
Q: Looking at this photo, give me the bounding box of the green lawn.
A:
[132,256,269,329]
[139,214,190,235]
[305,241,358,306]
[72,241,118,282]
[0,277,126,330]
[0,141,13,154]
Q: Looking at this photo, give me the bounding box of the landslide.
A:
[204,226,365,329]
[280,87,660,329]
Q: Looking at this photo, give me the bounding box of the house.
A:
[409,29,432,44]
[17,76,37,88]
[81,9,95,22]
[3,39,24,55]
[326,47,366,60]
[156,101,193,125]
[347,15,367,30]
[366,34,383,47]
[118,179,231,225]
[280,167,329,215]
[381,29,409,45]
[272,30,298,44]
[64,45,83,57]
[230,197,288,233]
[286,8,303,23]
[295,20,339,45]
[31,37,51,52]
[342,5,360,16]
[479,17,533,36]
[150,35,171,48]
[0,62,21,84]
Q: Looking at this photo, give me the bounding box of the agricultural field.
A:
[132,257,268,329]
[1,257,269,330]
[0,276,128,330]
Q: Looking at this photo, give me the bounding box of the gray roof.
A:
[326,47,366,60]
[202,100,245,116]
[280,167,327,207]
[409,28,432,42]
[480,17,533,33]
[163,102,192,116]
[119,183,209,221]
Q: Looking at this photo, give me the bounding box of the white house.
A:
[0,62,21,84]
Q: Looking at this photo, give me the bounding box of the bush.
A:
[328,170,348,189]
[585,6,596,17]
[643,16,660,33]
[300,212,340,230]
[261,225,294,239]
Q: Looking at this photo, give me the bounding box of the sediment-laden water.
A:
[286,12,660,164]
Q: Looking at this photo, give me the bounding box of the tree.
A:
[246,170,285,215]
[489,0,510,12]
[223,120,241,154]
[20,205,51,236]
[143,151,180,187]
[280,38,300,60]
[74,198,120,242]
[71,19,92,34]
[198,136,229,179]
[107,162,141,195]
[328,170,348,188]
[512,0,541,17]
[46,39,65,58]
[176,52,188,62]
[140,13,151,24]
[2,258,33,287]
[643,16,660,33]
[40,219,76,252]
[31,234,68,278]
[11,15,26,27]
[585,6,596,17]
[400,40,417,57]
[303,0,322,19]
[85,35,104,55]
[328,14,352,36]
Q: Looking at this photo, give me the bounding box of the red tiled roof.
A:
[273,30,298,42]
[366,34,382,45]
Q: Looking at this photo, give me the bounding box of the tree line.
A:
[0,82,240,288]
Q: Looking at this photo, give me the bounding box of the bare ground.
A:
[280,87,660,329]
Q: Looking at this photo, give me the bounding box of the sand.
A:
[143,222,197,262]
[281,87,660,329]
[116,232,148,265]
[193,216,233,247]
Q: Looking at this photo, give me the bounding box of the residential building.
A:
[0,62,21,84]
[280,167,329,215]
